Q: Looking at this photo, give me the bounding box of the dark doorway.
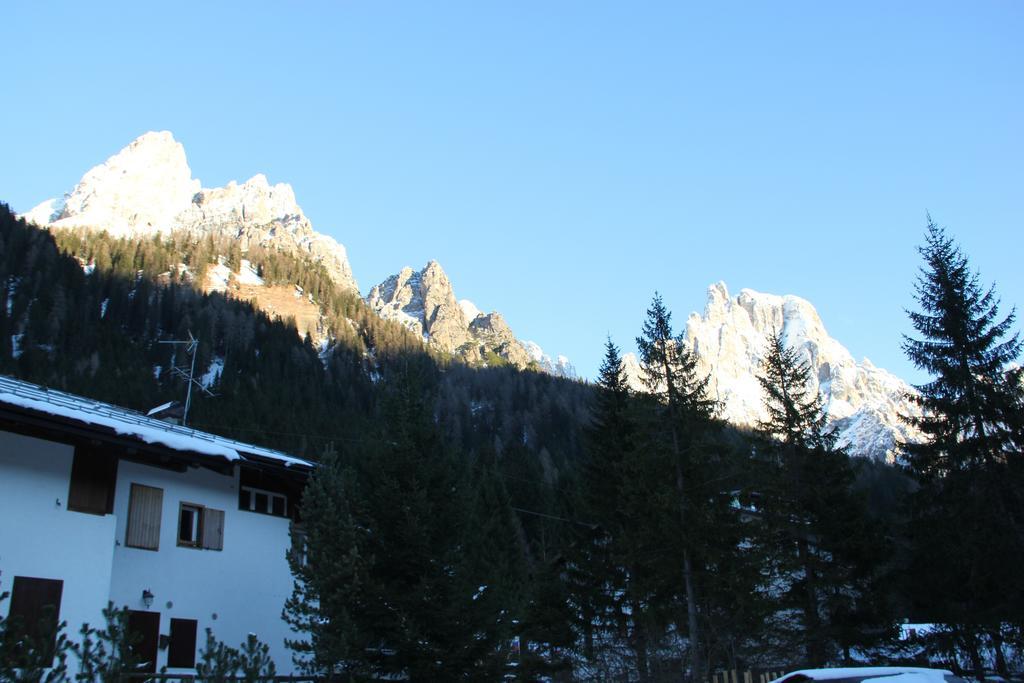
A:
[167,618,198,669]
[8,576,64,664]
[127,610,160,673]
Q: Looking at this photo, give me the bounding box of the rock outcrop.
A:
[21,132,358,292]
[367,261,565,371]
[624,282,922,461]
[366,261,472,349]
[468,312,533,368]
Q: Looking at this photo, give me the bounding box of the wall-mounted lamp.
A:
[142,589,154,608]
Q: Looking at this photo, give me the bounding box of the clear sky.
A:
[3,2,1022,383]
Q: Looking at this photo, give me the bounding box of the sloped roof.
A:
[0,375,312,469]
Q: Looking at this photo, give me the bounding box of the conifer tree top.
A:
[901,218,1023,475]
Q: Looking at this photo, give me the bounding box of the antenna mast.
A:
[159,331,216,426]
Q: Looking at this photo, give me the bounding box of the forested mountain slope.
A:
[0,204,592,468]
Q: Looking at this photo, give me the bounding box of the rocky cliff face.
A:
[21,132,358,292]
[468,312,534,368]
[624,282,922,461]
[366,261,472,349]
[367,261,564,371]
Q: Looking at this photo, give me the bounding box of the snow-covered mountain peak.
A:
[629,283,922,460]
[524,341,577,378]
[19,131,358,292]
[49,131,200,236]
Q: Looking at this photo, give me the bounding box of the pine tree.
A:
[569,338,663,678]
[70,603,143,683]
[902,219,1024,477]
[757,329,831,451]
[238,632,277,683]
[283,445,368,679]
[353,361,510,679]
[900,219,1024,675]
[0,589,71,683]
[755,328,888,666]
[635,294,715,680]
[195,628,240,682]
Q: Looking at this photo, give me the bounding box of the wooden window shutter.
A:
[201,508,225,551]
[126,484,163,550]
[68,447,118,515]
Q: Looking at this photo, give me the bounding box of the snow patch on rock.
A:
[206,260,232,292]
[237,259,264,286]
[201,357,224,389]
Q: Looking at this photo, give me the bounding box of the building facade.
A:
[0,375,311,674]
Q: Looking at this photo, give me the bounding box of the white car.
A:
[771,667,966,683]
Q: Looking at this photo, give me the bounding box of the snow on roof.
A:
[146,401,176,416]
[0,375,312,469]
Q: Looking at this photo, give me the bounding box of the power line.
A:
[510,506,596,529]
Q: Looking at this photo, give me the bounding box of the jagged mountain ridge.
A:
[624,282,922,461]
[17,132,919,455]
[22,131,358,292]
[366,260,573,375]
[21,131,574,377]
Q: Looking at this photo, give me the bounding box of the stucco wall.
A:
[0,430,117,646]
[109,459,297,673]
[0,428,302,674]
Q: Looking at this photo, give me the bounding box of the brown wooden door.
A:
[127,610,160,673]
[8,576,64,663]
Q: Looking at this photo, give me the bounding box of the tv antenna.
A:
[159,331,216,426]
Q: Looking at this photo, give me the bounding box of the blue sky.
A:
[4,2,1022,382]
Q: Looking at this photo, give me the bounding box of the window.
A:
[7,576,64,664]
[177,502,225,551]
[239,485,287,517]
[167,618,198,668]
[178,503,202,547]
[67,447,118,515]
[126,483,163,550]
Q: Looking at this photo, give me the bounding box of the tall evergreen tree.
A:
[636,294,715,680]
[900,219,1024,675]
[570,338,666,679]
[757,329,831,451]
[902,219,1024,477]
[355,361,512,679]
[283,445,368,680]
[755,328,887,666]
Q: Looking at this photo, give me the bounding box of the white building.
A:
[0,375,312,674]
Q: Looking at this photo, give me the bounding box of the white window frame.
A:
[177,502,204,548]
[240,485,287,517]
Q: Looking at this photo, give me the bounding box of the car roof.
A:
[772,668,954,683]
